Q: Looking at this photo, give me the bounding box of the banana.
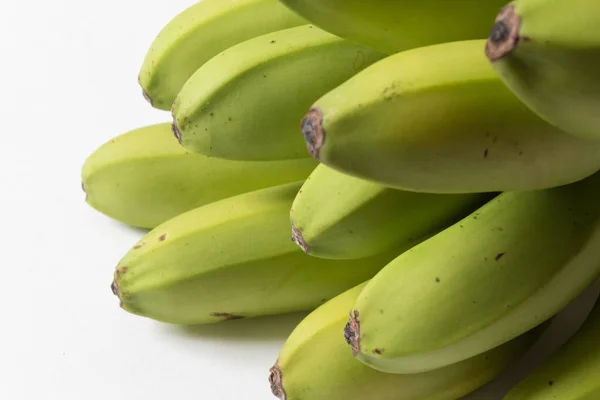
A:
[81,123,317,229]
[277,0,508,54]
[111,182,408,325]
[301,39,600,194]
[138,0,306,111]
[270,281,544,400]
[486,0,600,141]
[290,164,493,260]
[343,171,600,374]
[172,24,386,161]
[504,295,600,400]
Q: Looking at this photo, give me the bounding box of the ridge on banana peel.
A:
[270,282,545,400]
[172,24,386,161]
[139,0,306,111]
[81,123,317,229]
[486,0,600,141]
[301,39,600,194]
[277,0,509,54]
[290,164,494,260]
[344,171,600,374]
[504,294,600,399]
[111,182,411,325]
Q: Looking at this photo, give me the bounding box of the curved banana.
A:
[81,123,317,229]
[111,182,407,325]
[290,164,493,260]
[270,281,544,400]
[301,39,600,194]
[504,295,600,400]
[344,171,600,374]
[138,0,306,111]
[277,0,508,54]
[486,0,600,141]
[172,24,386,161]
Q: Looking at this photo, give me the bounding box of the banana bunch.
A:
[81,0,600,398]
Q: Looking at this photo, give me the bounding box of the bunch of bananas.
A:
[82,0,600,398]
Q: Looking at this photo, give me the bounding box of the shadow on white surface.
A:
[158,311,310,342]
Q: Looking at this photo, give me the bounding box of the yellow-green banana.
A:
[139,0,306,111]
[270,281,544,400]
[277,0,508,54]
[344,171,600,374]
[504,295,600,400]
[486,0,600,141]
[111,182,407,325]
[290,164,493,260]
[81,123,317,229]
[172,24,386,161]
[301,39,600,194]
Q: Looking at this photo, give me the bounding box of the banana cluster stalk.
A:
[344,171,600,374]
[82,123,317,229]
[172,24,386,161]
[270,282,545,400]
[290,164,494,260]
[277,0,509,54]
[301,39,600,194]
[111,183,413,325]
[486,0,600,141]
[139,0,306,111]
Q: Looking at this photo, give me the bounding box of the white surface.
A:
[1,1,599,399]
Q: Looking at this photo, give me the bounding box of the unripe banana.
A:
[81,123,317,229]
[270,281,544,400]
[138,0,306,111]
[301,39,600,194]
[486,0,600,141]
[278,0,508,54]
[172,24,386,161]
[504,295,600,400]
[344,171,600,374]
[290,164,493,260]
[111,182,407,325]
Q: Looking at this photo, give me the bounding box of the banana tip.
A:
[142,89,154,106]
[268,361,286,400]
[344,310,361,357]
[301,107,325,160]
[485,4,522,62]
[291,222,309,254]
[171,120,182,144]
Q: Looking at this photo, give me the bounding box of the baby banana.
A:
[111,182,406,325]
[81,123,317,229]
[504,295,600,400]
[344,171,600,374]
[278,0,508,54]
[301,39,600,194]
[290,164,493,260]
[270,281,544,400]
[486,0,600,141]
[172,24,386,161]
[139,0,306,111]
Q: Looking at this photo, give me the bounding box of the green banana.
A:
[504,295,600,400]
[270,281,544,400]
[486,0,600,141]
[277,0,508,54]
[138,0,306,111]
[344,171,600,374]
[111,182,408,325]
[301,39,600,194]
[172,24,386,161]
[81,123,317,229]
[290,164,493,260]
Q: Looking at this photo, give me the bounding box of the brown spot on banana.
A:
[301,107,325,160]
[171,120,182,144]
[344,310,361,357]
[485,4,523,62]
[210,312,244,321]
[142,89,153,107]
[269,361,286,400]
[158,233,167,242]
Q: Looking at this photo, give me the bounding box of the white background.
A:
[0,1,599,399]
